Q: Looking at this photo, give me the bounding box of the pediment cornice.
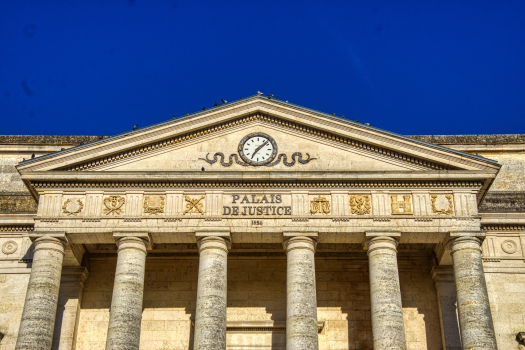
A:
[17,96,499,173]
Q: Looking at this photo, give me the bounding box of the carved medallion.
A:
[2,241,18,255]
[103,196,125,215]
[391,195,413,215]
[349,195,371,215]
[310,196,330,214]
[183,195,205,215]
[501,240,517,254]
[431,195,454,215]
[143,195,165,215]
[62,199,83,216]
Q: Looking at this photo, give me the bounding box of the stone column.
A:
[449,235,498,350]
[193,235,230,350]
[431,265,461,350]
[105,232,150,350]
[365,233,406,350]
[52,267,89,350]
[16,232,68,350]
[284,235,319,350]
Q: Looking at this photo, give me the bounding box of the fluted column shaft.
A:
[193,236,230,350]
[366,236,407,350]
[105,235,150,350]
[16,234,68,350]
[449,236,497,350]
[285,236,319,350]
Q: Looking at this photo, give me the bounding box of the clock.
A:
[238,132,278,166]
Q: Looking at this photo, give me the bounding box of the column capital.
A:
[197,236,230,254]
[283,235,317,253]
[195,229,231,238]
[447,235,483,255]
[449,230,486,239]
[113,231,150,244]
[364,235,400,255]
[29,231,68,245]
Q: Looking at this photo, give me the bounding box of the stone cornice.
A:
[27,177,484,191]
[16,97,500,172]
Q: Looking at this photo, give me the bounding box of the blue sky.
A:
[1,0,524,136]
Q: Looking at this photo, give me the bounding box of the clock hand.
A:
[251,140,269,159]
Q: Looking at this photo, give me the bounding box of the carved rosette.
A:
[103,196,126,215]
[310,196,330,214]
[431,195,454,215]
[2,241,18,255]
[143,195,165,215]
[349,195,371,215]
[62,198,84,216]
[183,195,205,215]
[501,240,518,254]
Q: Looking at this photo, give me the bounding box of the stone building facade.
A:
[0,95,524,350]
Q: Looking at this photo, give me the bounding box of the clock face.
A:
[238,132,278,166]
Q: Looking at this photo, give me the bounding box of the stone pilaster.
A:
[193,234,230,350]
[16,232,68,350]
[105,232,150,350]
[365,233,406,350]
[449,234,498,350]
[52,267,89,350]
[431,265,461,350]
[284,235,319,350]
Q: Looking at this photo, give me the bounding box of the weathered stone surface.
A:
[365,235,406,350]
[449,236,498,350]
[479,191,525,211]
[105,235,149,350]
[15,235,67,350]
[0,193,37,213]
[194,236,230,350]
[0,135,100,145]
[408,134,525,145]
[284,236,319,350]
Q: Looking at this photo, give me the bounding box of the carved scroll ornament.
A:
[349,195,371,215]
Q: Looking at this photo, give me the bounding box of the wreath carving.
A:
[62,199,84,216]
[431,195,454,215]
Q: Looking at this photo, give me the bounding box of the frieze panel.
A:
[391,195,413,215]
[103,196,125,215]
[349,195,371,215]
[143,195,165,215]
[183,195,205,215]
[62,198,83,216]
[431,195,454,215]
[310,196,331,215]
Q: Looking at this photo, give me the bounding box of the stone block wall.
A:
[485,268,525,349]
[0,273,30,350]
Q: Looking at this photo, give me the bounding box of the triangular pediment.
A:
[17,96,500,175]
